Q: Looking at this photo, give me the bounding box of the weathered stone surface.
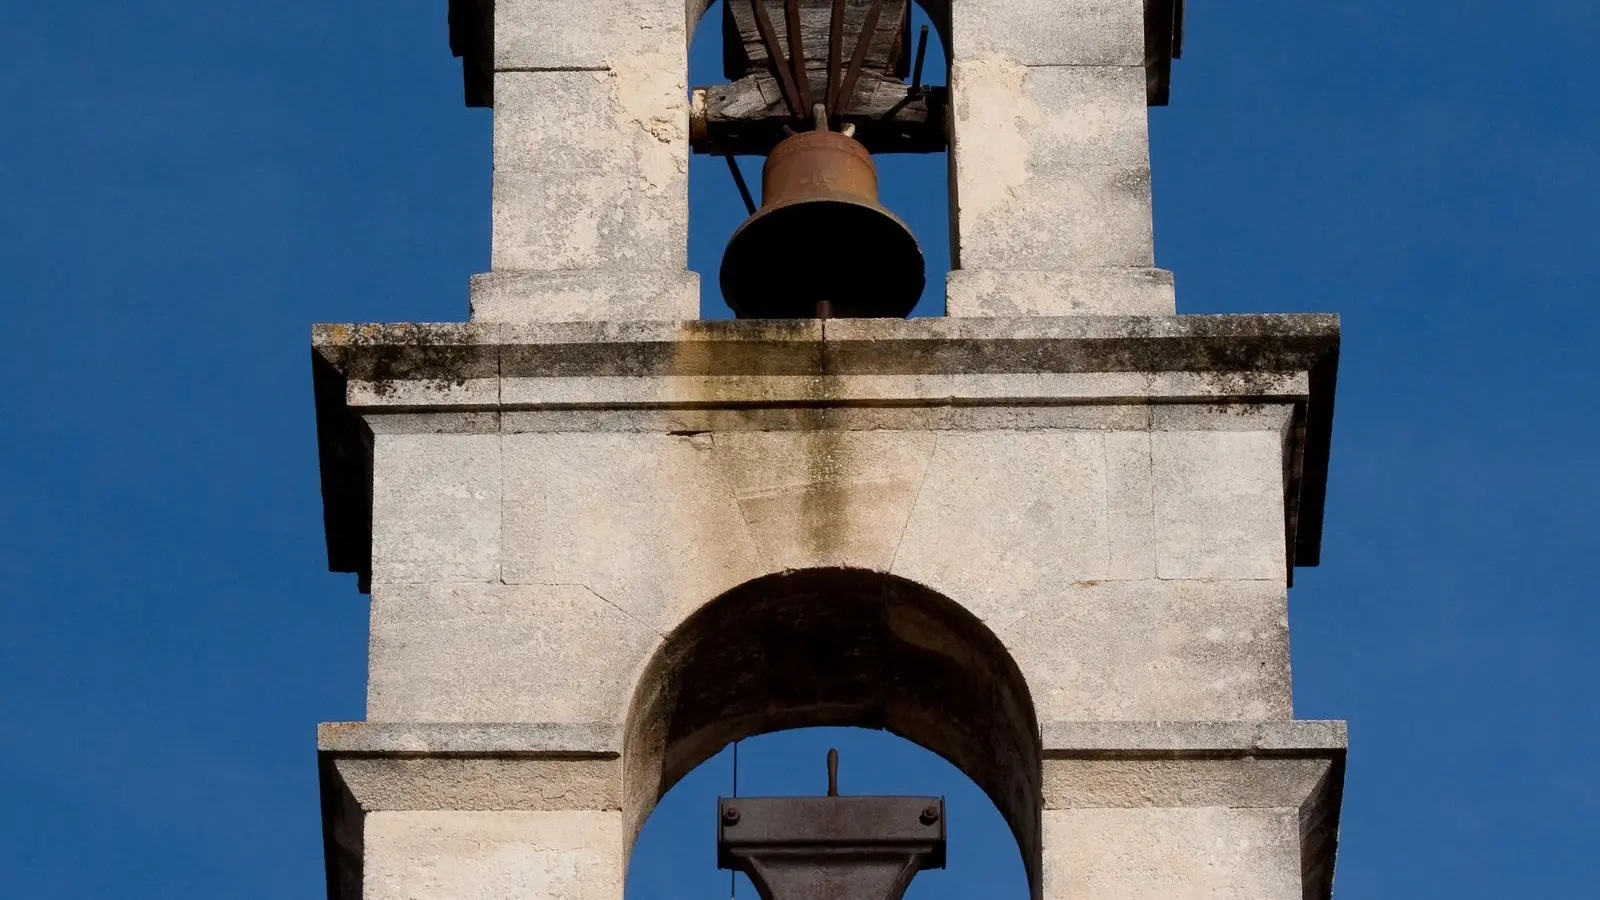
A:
[364,810,622,900]
[951,0,1145,66]
[711,431,937,572]
[499,432,766,632]
[1039,720,1347,754]
[1042,757,1332,809]
[1105,431,1156,578]
[494,0,685,70]
[951,58,1155,279]
[313,315,1341,381]
[892,432,1110,629]
[996,580,1293,721]
[371,434,501,584]
[491,71,687,275]
[1043,807,1302,900]
[366,583,660,723]
[335,757,621,811]
[945,267,1176,317]
[319,722,623,755]
[958,162,1155,270]
[1154,430,1288,580]
[469,270,699,323]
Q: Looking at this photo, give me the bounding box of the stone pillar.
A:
[468,0,700,322]
[945,0,1175,316]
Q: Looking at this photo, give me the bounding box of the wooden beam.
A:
[692,76,947,156]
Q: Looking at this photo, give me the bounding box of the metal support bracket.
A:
[717,793,946,900]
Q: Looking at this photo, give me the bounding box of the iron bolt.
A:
[919,803,940,825]
[723,805,741,825]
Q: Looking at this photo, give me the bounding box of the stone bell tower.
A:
[311,1,1346,898]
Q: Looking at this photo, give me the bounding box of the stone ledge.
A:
[1039,720,1345,900]
[312,314,1339,381]
[1041,720,1347,756]
[469,270,700,324]
[312,315,1338,590]
[318,722,623,757]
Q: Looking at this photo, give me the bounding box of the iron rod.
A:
[910,24,929,95]
[723,152,757,215]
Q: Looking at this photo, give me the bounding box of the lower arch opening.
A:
[623,568,1042,897]
[627,726,1030,899]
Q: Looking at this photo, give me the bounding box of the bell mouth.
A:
[719,196,927,319]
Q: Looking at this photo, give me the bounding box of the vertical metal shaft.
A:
[910,24,929,95]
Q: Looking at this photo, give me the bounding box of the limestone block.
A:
[1041,757,1332,809]
[891,432,1109,630]
[335,756,621,811]
[364,810,623,900]
[952,0,1145,66]
[366,583,660,723]
[1042,807,1302,900]
[945,267,1176,317]
[951,60,1153,276]
[371,434,501,584]
[469,270,700,322]
[495,0,685,70]
[1153,430,1287,581]
[499,432,766,633]
[709,431,937,572]
[1105,431,1156,579]
[491,71,688,273]
[996,580,1293,721]
[959,163,1154,270]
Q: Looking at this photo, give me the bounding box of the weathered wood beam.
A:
[1144,0,1185,106]
[692,75,947,156]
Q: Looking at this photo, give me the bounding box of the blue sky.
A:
[2,1,1597,897]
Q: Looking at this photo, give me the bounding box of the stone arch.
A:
[623,567,1042,897]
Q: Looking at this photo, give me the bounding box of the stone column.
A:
[320,724,627,900]
[1040,723,1346,900]
[945,0,1175,316]
[469,0,701,322]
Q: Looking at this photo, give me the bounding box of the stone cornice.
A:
[312,315,1339,590]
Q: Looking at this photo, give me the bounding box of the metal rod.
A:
[827,748,840,795]
[723,152,757,216]
[750,0,804,119]
[729,740,740,900]
[834,0,885,117]
[910,24,929,95]
[813,102,828,131]
[783,0,812,112]
[825,0,845,113]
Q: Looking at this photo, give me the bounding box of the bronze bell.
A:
[720,129,925,319]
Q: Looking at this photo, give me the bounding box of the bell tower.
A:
[312,2,1347,899]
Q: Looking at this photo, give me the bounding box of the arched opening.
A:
[627,727,1029,899]
[623,568,1042,896]
[686,1,953,318]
